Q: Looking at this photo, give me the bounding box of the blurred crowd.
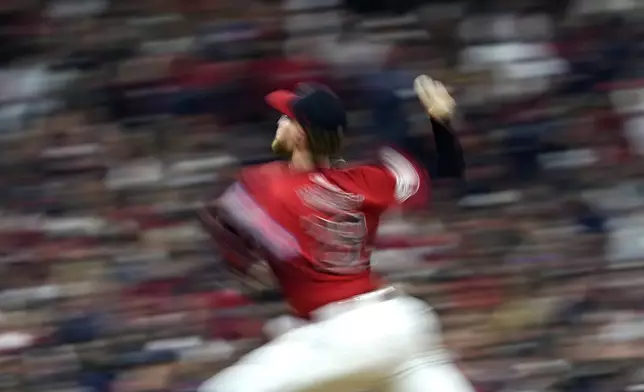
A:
[2,0,644,391]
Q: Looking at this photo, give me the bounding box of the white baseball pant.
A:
[199,287,474,392]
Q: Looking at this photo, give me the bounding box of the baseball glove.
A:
[414,75,456,122]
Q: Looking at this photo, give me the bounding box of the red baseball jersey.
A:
[204,147,429,317]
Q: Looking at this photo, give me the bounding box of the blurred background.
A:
[2,0,644,391]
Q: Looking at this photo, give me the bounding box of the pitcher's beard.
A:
[271,138,292,158]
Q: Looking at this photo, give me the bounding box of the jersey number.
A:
[303,212,369,274]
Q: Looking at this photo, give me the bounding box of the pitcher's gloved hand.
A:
[414,75,455,122]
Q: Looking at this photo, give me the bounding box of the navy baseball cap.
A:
[265,83,347,136]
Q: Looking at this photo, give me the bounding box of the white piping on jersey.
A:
[379,147,420,203]
[310,173,345,193]
[304,173,365,212]
[218,182,302,260]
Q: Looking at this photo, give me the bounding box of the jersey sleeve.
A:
[197,188,260,273]
[211,181,302,261]
[338,146,430,210]
[378,147,427,205]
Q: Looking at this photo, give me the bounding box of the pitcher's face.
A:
[272,115,301,157]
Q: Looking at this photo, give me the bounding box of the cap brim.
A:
[265,90,298,118]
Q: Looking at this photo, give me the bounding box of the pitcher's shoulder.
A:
[324,147,430,208]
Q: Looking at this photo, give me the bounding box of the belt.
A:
[313,286,399,320]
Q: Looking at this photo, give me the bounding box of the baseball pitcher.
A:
[198,76,472,392]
